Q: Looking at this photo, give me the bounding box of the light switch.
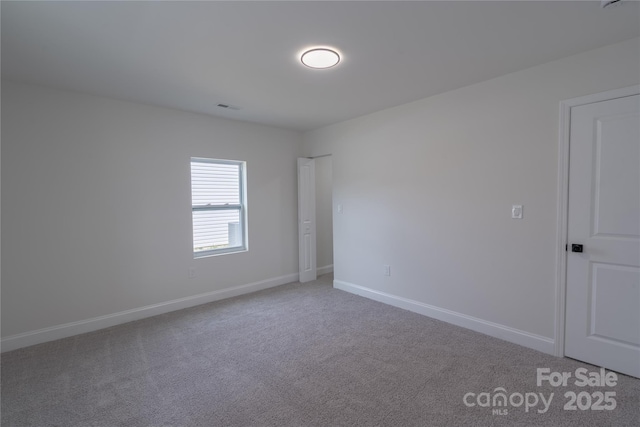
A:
[337,204,343,214]
[512,205,523,219]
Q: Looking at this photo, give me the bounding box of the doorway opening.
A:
[298,155,333,283]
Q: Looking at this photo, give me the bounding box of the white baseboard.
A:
[1,273,299,353]
[334,280,555,355]
[317,264,334,275]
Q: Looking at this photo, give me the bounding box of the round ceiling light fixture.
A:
[300,48,341,69]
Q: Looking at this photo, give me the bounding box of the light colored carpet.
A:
[2,274,639,426]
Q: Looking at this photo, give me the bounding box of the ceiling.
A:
[2,1,639,132]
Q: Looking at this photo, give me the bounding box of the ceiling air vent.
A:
[601,0,622,8]
[216,103,241,111]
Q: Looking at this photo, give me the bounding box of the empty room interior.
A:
[1,1,640,426]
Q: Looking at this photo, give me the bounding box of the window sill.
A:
[193,247,247,259]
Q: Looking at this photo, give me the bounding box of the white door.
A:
[565,93,640,378]
[298,158,317,283]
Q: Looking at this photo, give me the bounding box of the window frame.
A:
[190,157,248,258]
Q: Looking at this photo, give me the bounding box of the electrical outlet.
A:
[188,268,196,279]
[383,265,391,276]
[512,205,523,219]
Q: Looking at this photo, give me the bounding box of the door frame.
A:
[297,154,334,283]
[554,84,640,357]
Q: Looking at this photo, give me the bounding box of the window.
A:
[190,157,247,257]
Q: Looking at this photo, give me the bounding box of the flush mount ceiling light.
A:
[300,48,341,69]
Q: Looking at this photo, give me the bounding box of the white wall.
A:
[315,156,333,272]
[303,37,640,352]
[1,81,301,342]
